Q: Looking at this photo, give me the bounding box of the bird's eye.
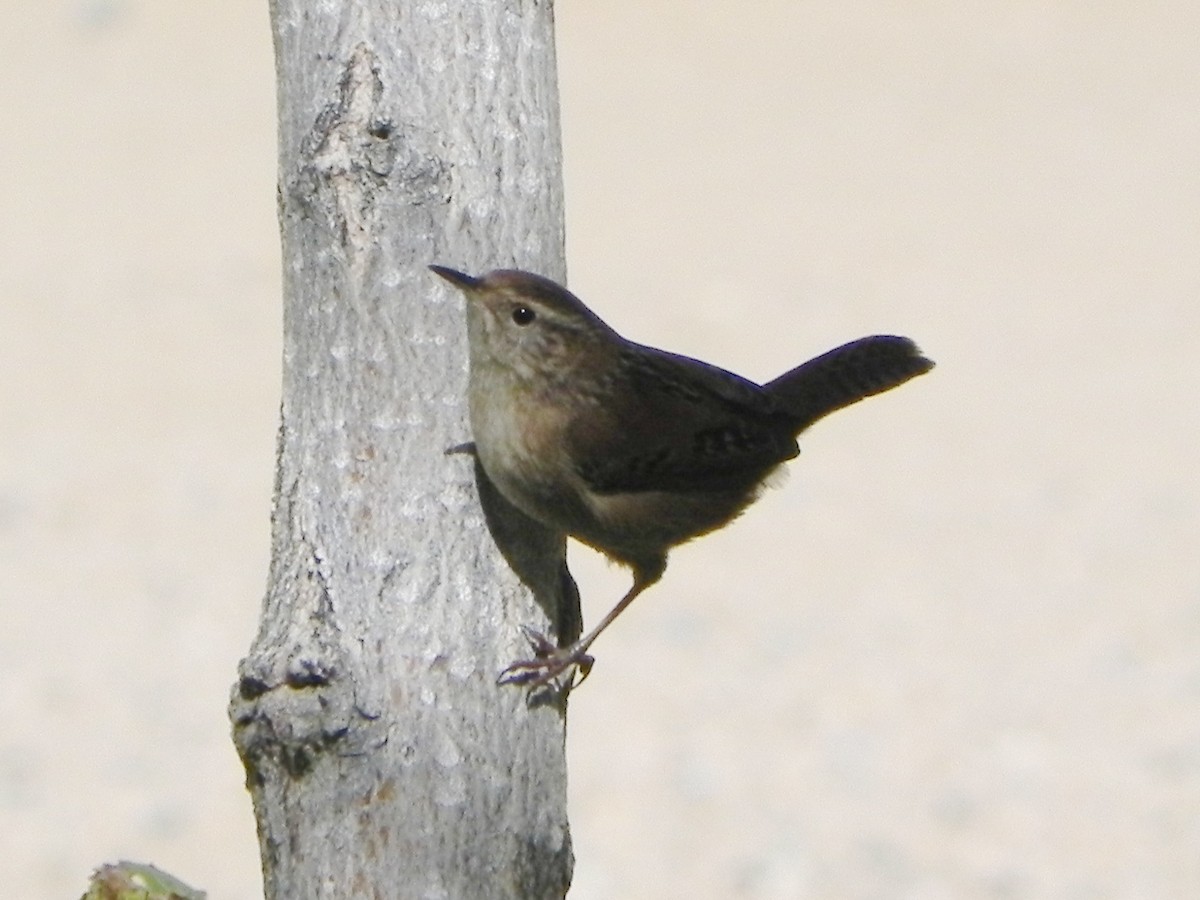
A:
[511,306,535,326]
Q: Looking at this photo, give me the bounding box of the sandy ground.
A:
[2,2,1197,897]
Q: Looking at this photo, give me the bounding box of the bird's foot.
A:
[497,626,595,688]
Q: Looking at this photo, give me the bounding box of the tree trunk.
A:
[229,2,575,897]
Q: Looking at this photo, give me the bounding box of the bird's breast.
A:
[468,370,592,530]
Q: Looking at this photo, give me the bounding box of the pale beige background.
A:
[2,2,1197,898]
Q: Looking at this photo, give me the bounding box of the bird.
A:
[431,265,933,687]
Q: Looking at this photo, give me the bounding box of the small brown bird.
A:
[431,265,933,687]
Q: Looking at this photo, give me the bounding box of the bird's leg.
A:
[498,565,661,688]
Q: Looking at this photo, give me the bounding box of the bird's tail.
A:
[764,335,934,434]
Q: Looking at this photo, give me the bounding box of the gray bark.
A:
[229,2,576,898]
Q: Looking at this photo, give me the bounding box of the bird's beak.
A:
[429,265,481,291]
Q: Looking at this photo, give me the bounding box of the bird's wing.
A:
[568,346,799,495]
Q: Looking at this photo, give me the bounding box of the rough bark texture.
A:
[229,3,575,898]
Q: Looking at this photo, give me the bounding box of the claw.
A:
[572,653,596,686]
[496,629,596,689]
[518,625,558,656]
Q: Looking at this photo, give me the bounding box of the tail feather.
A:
[764,335,933,433]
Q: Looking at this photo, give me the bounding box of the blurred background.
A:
[1,2,1197,897]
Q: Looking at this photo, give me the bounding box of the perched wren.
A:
[431,265,933,687]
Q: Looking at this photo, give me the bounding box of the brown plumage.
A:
[431,265,934,687]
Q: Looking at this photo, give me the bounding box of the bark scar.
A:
[231,473,384,781]
[305,43,389,266]
[290,42,446,276]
